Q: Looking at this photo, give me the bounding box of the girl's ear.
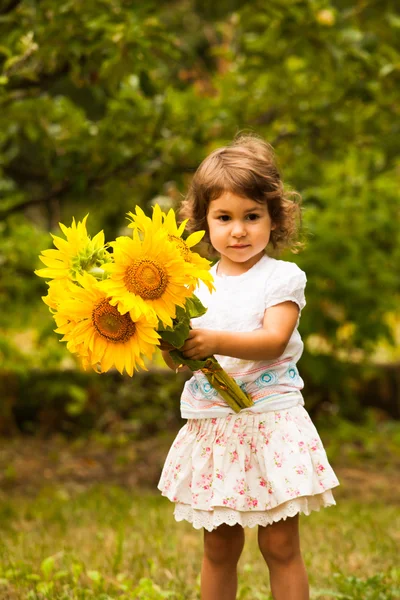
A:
[270,221,277,231]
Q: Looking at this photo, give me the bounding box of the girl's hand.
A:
[181,329,219,361]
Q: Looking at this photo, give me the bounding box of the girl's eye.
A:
[216,213,261,222]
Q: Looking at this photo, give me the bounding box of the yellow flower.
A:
[35,215,111,282]
[42,279,70,312]
[99,227,193,327]
[127,205,215,293]
[54,273,159,376]
[126,204,163,237]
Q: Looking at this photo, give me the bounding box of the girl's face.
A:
[206,191,275,275]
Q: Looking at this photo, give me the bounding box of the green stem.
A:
[169,351,254,414]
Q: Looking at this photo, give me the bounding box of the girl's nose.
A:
[231,220,246,237]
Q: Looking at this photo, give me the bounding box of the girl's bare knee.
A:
[203,523,245,566]
[260,536,299,566]
[258,516,301,566]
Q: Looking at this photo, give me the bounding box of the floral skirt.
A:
[157,405,339,531]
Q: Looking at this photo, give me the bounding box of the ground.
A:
[0,433,399,599]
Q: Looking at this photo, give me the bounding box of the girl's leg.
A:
[201,523,245,600]
[258,515,309,600]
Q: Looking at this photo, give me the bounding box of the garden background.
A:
[0,1,399,598]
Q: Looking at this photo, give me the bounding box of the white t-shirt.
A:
[180,254,307,419]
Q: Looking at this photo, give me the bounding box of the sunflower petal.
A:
[186,230,205,247]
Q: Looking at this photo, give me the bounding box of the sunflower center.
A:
[92,299,136,343]
[168,235,191,261]
[124,259,168,300]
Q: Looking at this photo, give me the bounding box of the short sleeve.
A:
[264,262,307,312]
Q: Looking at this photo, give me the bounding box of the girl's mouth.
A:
[230,244,250,249]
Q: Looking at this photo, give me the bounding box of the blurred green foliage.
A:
[1,362,399,437]
[1,0,399,420]
[0,367,188,437]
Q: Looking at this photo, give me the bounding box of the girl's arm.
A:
[181,301,300,362]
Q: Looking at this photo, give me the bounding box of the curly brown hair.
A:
[179,133,302,255]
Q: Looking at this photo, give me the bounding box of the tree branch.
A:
[0,181,72,220]
[1,96,168,222]
[0,155,143,221]
[5,64,71,93]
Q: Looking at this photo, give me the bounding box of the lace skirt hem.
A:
[174,490,336,531]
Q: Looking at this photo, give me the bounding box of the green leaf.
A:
[386,13,400,29]
[40,556,55,579]
[37,582,54,594]
[158,317,190,349]
[169,349,207,372]
[157,295,207,348]
[185,295,207,319]
[87,570,103,583]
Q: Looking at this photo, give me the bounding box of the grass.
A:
[1,412,399,598]
[0,482,399,599]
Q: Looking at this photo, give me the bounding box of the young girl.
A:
[158,134,339,600]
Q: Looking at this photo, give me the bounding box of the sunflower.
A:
[126,204,163,237]
[42,279,70,312]
[54,273,159,376]
[99,227,193,328]
[42,279,89,361]
[127,205,215,293]
[35,215,111,282]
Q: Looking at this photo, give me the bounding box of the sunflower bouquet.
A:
[35,205,253,413]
